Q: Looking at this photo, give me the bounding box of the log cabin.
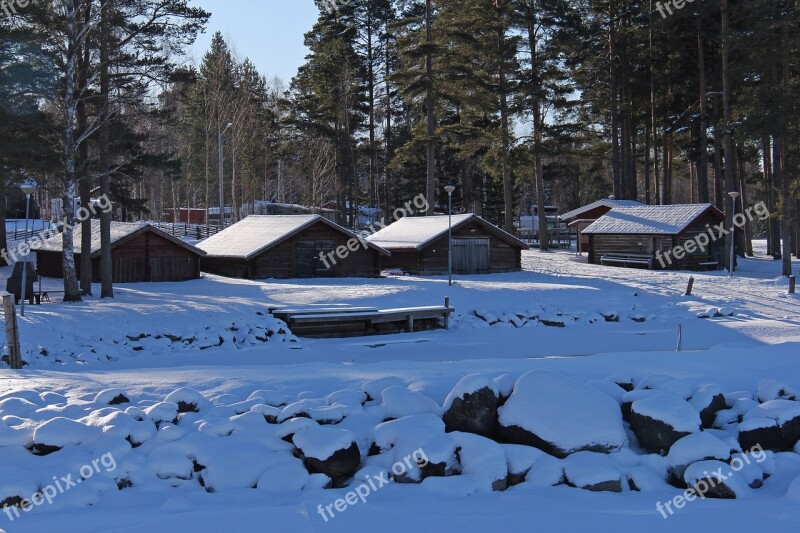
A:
[196,215,390,279]
[33,221,205,282]
[560,198,644,254]
[367,214,529,275]
[582,204,728,270]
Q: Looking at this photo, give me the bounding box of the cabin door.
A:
[452,238,490,274]
[295,241,336,278]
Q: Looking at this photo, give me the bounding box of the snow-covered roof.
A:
[581,204,720,235]
[367,214,528,250]
[197,215,390,260]
[31,221,204,257]
[560,199,644,221]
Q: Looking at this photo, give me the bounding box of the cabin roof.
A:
[367,214,529,250]
[31,221,206,257]
[581,204,722,235]
[560,199,645,221]
[196,215,390,260]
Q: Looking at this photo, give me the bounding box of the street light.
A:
[19,179,37,317]
[445,185,456,286]
[728,191,740,278]
[218,122,233,228]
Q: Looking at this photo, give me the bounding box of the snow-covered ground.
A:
[0,242,798,532]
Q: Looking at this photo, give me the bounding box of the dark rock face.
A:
[739,416,800,452]
[108,394,130,406]
[629,412,691,455]
[443,386,499,438]
[698,394,727,428]
[687,477,738,499]
[31,443,62,456]
[497,424,616,459]
[302,442,361,483]
[582,480,623,493]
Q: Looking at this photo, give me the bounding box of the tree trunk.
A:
[0,191,8,266]
[77,1,92,295]
[62,0,82,302]
[99,0,113,298]
[780,19,793,276]
[528,1,549,250]
[721,0,736,272]
[763,136,774,256]
[424,0,436,215]
[498,23,513,232]
[697,29,710,203]
[737,146,753,256]
[609,17,622,199]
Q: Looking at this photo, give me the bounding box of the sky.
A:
[186,0,320,85]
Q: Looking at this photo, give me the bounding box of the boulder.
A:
[683,460,750,499]
[666,432,731,487]
[689,385,727,429]
[739,400,800,452]
[563,451,623,493]
[442,374,499,438]
[292,427,361,483]
[498,371,627,459]
[629,393,701,455]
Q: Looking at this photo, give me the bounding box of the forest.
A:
[0,0,798,300]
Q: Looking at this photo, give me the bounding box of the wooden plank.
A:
[2,292,22,369]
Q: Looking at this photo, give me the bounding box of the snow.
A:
[442,373,498,411]
[0,241,799,531]
[32,417,100,448]
[630,394,702,433]
[292,427,356,461]
[31,220,203,257]
[380,386,440,419]
[757,379,799,402]
[582,204,716,235]
[498,370,628,455]
[366,214,476,249]
[743,399,800,425]
[196,215,388,259]
[560,199,644,221]
[667,432,732,467]
[563,451,622,488]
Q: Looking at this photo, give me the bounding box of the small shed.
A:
[196,215,390,279]
[367,214,529,275]
[33,221,205,282]
[561,199,644,254]
[581,204,726,270]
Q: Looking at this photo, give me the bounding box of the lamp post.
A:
[728,191,740,278]
[445,185,456,286]
[19,180,37,317]
[218,122,233,228]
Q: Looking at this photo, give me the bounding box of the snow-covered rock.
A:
[757,379,799,403]
[94,389,130,406]
[380,386,440,419]
[684,460,750,499]
[32,417,101,454]
[292,427,360,483]
[361,377,405,401]
[629,393,701,454]
[739,399,800,451]
[164,388,210,413]
[689,385,727,429]
[636,374,692,400]
[442,374,499,437]
[257,460,310,492]
[498,370,628,458]
[666,432,731,486]
[563,451,623,493]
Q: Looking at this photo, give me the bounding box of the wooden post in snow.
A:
[685,277,695,296]
[444,297,450,330]
[790,275,797,295]
[2,292,22,369]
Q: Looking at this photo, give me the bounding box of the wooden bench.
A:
[600,254,653,269]
[272,300,454,338]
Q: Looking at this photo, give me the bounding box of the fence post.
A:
[790,275,797,295]
[685,276,695,296]
[444,297,450,330]
[2,292,22,369]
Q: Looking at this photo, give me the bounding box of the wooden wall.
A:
[35,230,201,283]
[588,213,725,271]
[379,220,523,275]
